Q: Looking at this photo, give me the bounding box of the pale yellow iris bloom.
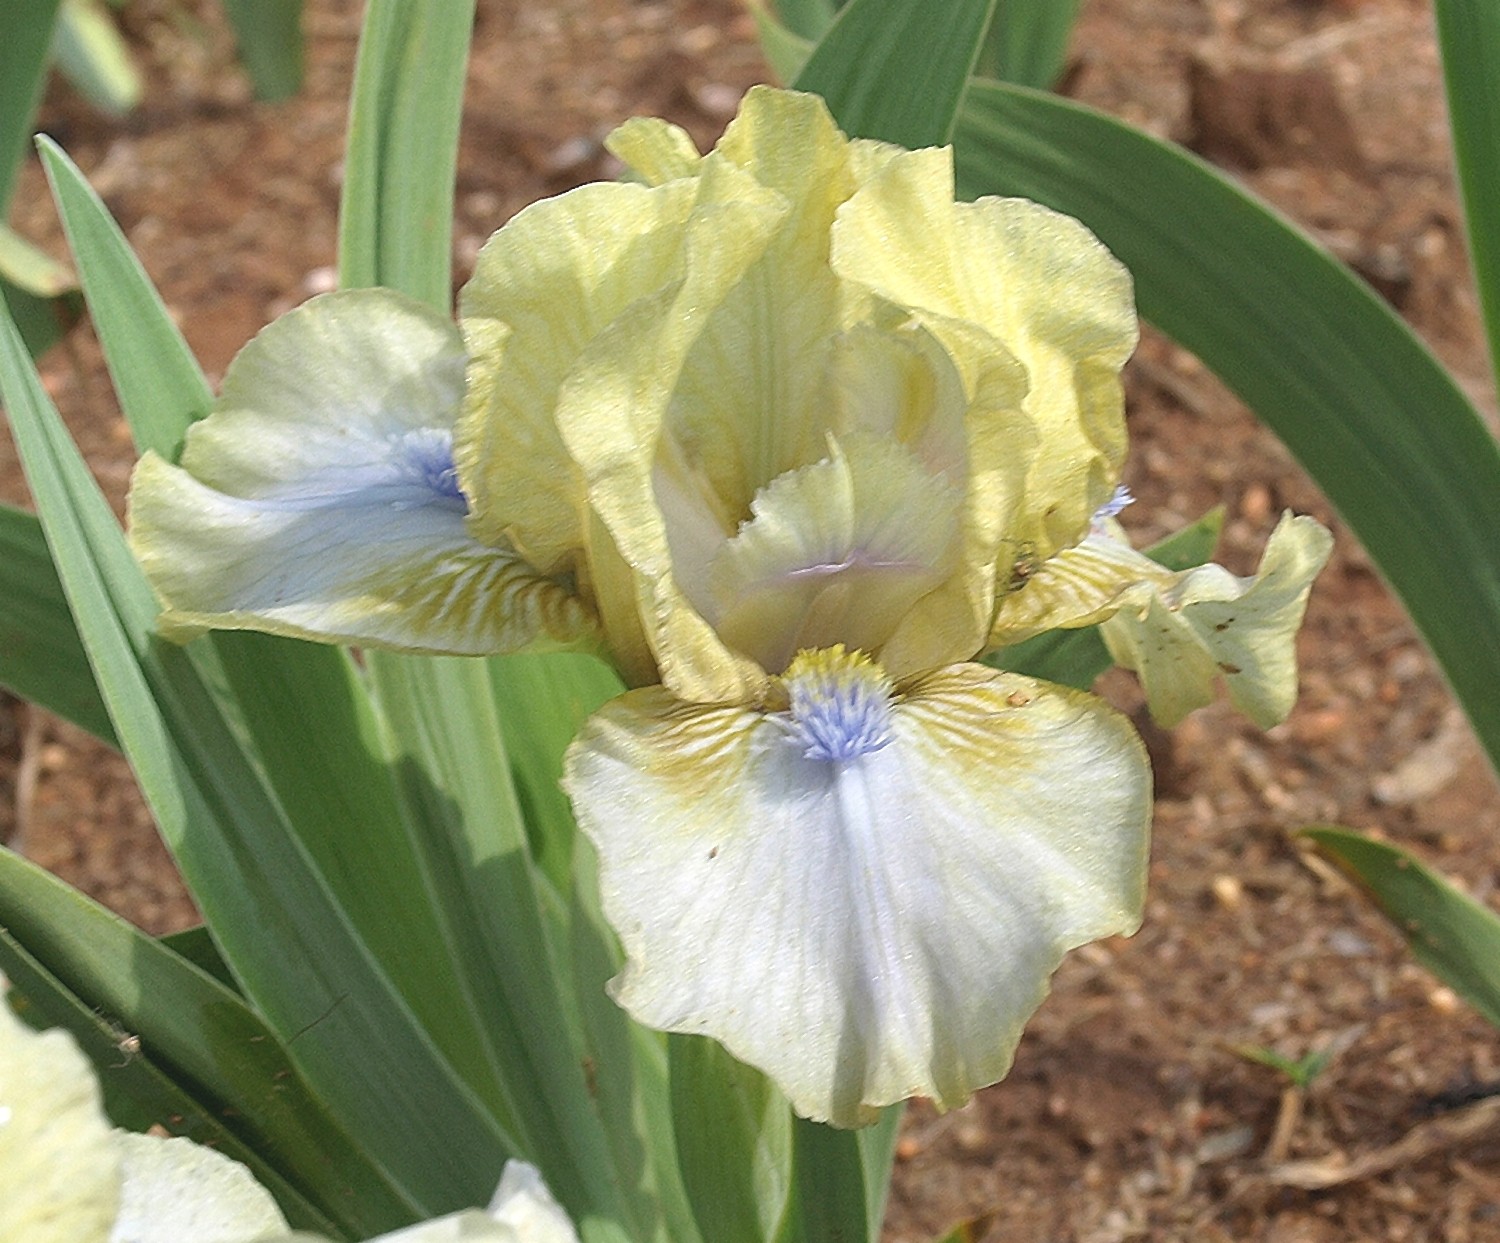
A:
[0,980,579,1242]
[128,87,1331,1127]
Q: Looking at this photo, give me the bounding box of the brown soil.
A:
[4,1,1500,1239]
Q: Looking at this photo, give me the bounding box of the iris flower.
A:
[129,87,1331,1128]
[0,981,578,1242]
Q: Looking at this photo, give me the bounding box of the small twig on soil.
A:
[1263,1096,1500,1190]
[1264,1084,1304,1166]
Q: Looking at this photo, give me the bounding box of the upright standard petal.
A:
[832,147,1137,557]
[706,435,964,673]
[457,178,703,570]
[128,290,596,654]
[553,157,791,702]
[0,985,120,1243]
[565,653,1150,1127]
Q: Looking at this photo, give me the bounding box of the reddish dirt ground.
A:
[3,1,1500,1239]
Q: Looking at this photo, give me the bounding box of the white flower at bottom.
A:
[565,649,1150,1128]
[0,982,285,1243]
[110,1131,288,1243]
[0,980,577,1243]
[0,983,120,1242]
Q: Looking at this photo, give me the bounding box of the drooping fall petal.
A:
[565,653,1150,1127]
[1098,513,1334,727]
[128,290,595,654]
[991,513,1333,727]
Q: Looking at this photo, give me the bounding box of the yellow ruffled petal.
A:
[654,90,868,522]
[605,116,702,185]
[1100,513,1334,727]
[565,655,1149,1127]
[553,157,791,701]
[457,178,702,572]
[831,146,1136,558]
[0,986,120,1243]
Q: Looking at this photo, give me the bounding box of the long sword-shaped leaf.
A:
[0,501,115,744]
[0,0,59,212]
[1435,0,1500,391]
[0,306,516,1217]
[369,652,638,1243]
[51,0,142,116]
[1300,826,1500,1028]
[976,0,1082,88]
[40,137,209,460]
[338,0,473,308]
[769,0,836,41]
[220,0,304,103]
[42,135,523,1135]
[0,217,85,362]
[773,1118,874,1243]
[0,845,415,1239]
[0,272,83,358]
[669,1034,792,1243]
[955,82,1500,777]
[487,652,621,892]
[792,0,997,147]
[568,843,705,1243]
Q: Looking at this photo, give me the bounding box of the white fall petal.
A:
[128,289,594,655]
[565,659,1150,1127]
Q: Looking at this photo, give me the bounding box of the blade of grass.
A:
[51,0,142,117]
[668,1034,792,1243]
[567,845,705,1243]
[854,1105,902,1243]
[774,1117,874,1243]
[955,82,1500,777]
[369,652,639,1242]
[769,0,837,41]
[338,0,474,308]
[487,651,621,892]
[792,0,997,147]
[750,3,812,83]
[40,138,210,460]
[975,0,1082,88]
